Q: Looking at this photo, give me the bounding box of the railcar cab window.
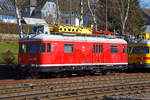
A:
[64,44,74,53]
[28,43,39,53]
[19,44,27,53]
[111,45,118,53]
[39,43,45,53]
[134,47,144,54]
[19,43,46,53]
[28,43,46,53]
[129,46,149,54]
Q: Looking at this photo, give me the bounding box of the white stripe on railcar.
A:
[31,63,128,67]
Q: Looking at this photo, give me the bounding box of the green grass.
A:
[0,41,18,64]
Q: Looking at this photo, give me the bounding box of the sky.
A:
[140,0,150,8]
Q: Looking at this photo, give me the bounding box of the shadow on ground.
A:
[0,65,16,79]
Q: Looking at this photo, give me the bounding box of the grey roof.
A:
[0,0,15,11]
[128,39,150,45]
[0,10,15,16]
[20,33,127,44]
[144,25,150,33]
[22,17,47,24]
[30,0,54,18]
[142,8,150,25]
[0,0,15,17]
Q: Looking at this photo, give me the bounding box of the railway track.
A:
[0,73,150,100]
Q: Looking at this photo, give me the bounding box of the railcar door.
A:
[98,44,104,63]
[92,43,99,63]
[80,44,92,63]
[122,45,127,63]
[110,45,119,63]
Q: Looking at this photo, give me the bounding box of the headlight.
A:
[19,58,21,62]
[33,57,38,61]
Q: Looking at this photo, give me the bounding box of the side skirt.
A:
[33,65,128,72]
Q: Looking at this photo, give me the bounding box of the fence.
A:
[0,22,33,34]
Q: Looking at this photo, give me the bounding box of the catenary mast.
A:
[56,0,60,24]
[79,0,83,25]
[14,0,23,38]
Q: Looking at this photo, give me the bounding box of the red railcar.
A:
[18,33,128,72]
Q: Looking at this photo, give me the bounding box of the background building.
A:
[0,0,16,23]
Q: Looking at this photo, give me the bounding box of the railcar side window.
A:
[99,45,100,53]
[101,45,103,53]
[47,43,51,52]
[98,45,103,53]
[130,46,149,54]
[111,45,118,53]
[93,44,95,53]
[39,43,45,53]
[134,47,144,54]
[19,44,27,53]
[96,44,98,53]
[145,46,149,54]
[64,44,74,53]
[123,46,125,53]
[27,43,39,53]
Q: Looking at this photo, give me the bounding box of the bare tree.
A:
[79,0,83,25]
[87,0,97,30]
[56,0,61,24]
[117,0,131,35]
[14,0,23,38]
[10,0,27,38]
[10,0,26,10]
[42,14,55,24]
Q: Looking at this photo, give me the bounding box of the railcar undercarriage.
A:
[15,64,128,79]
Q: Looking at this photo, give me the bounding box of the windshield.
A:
[128,46,149,54]
[28,43,39,53]
[19,43,46,53]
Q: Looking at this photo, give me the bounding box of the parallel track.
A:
[0,73,150,100]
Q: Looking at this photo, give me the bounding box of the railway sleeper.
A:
[1,78,150,99]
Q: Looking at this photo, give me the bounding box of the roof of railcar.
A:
[128,39,150,45]
[19,34,127,44]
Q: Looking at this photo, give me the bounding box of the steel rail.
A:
[1,75,150,97]
[0,81,150,100]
